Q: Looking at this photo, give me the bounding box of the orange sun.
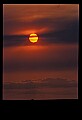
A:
[29,33,38,43]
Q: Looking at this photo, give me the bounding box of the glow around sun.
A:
[29,33,38,43]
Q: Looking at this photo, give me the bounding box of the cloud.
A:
[4,77,77,89]
[3,35,28,47]
[3,77,78,99]
[3,18,79,47]
[39,19,79,44]
[4,4,79,39]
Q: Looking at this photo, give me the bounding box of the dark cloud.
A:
[3,35,28,47]
[40,19,79,44]
[3,78,78,99]
[4,77,77,89]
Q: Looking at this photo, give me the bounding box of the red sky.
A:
[3,4,79,35]
[3,4,79,99]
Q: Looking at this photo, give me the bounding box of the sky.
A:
[3,4,79,100]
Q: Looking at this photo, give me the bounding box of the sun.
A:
[29,33,38,43]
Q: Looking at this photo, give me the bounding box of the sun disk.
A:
[29,33,38,43]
